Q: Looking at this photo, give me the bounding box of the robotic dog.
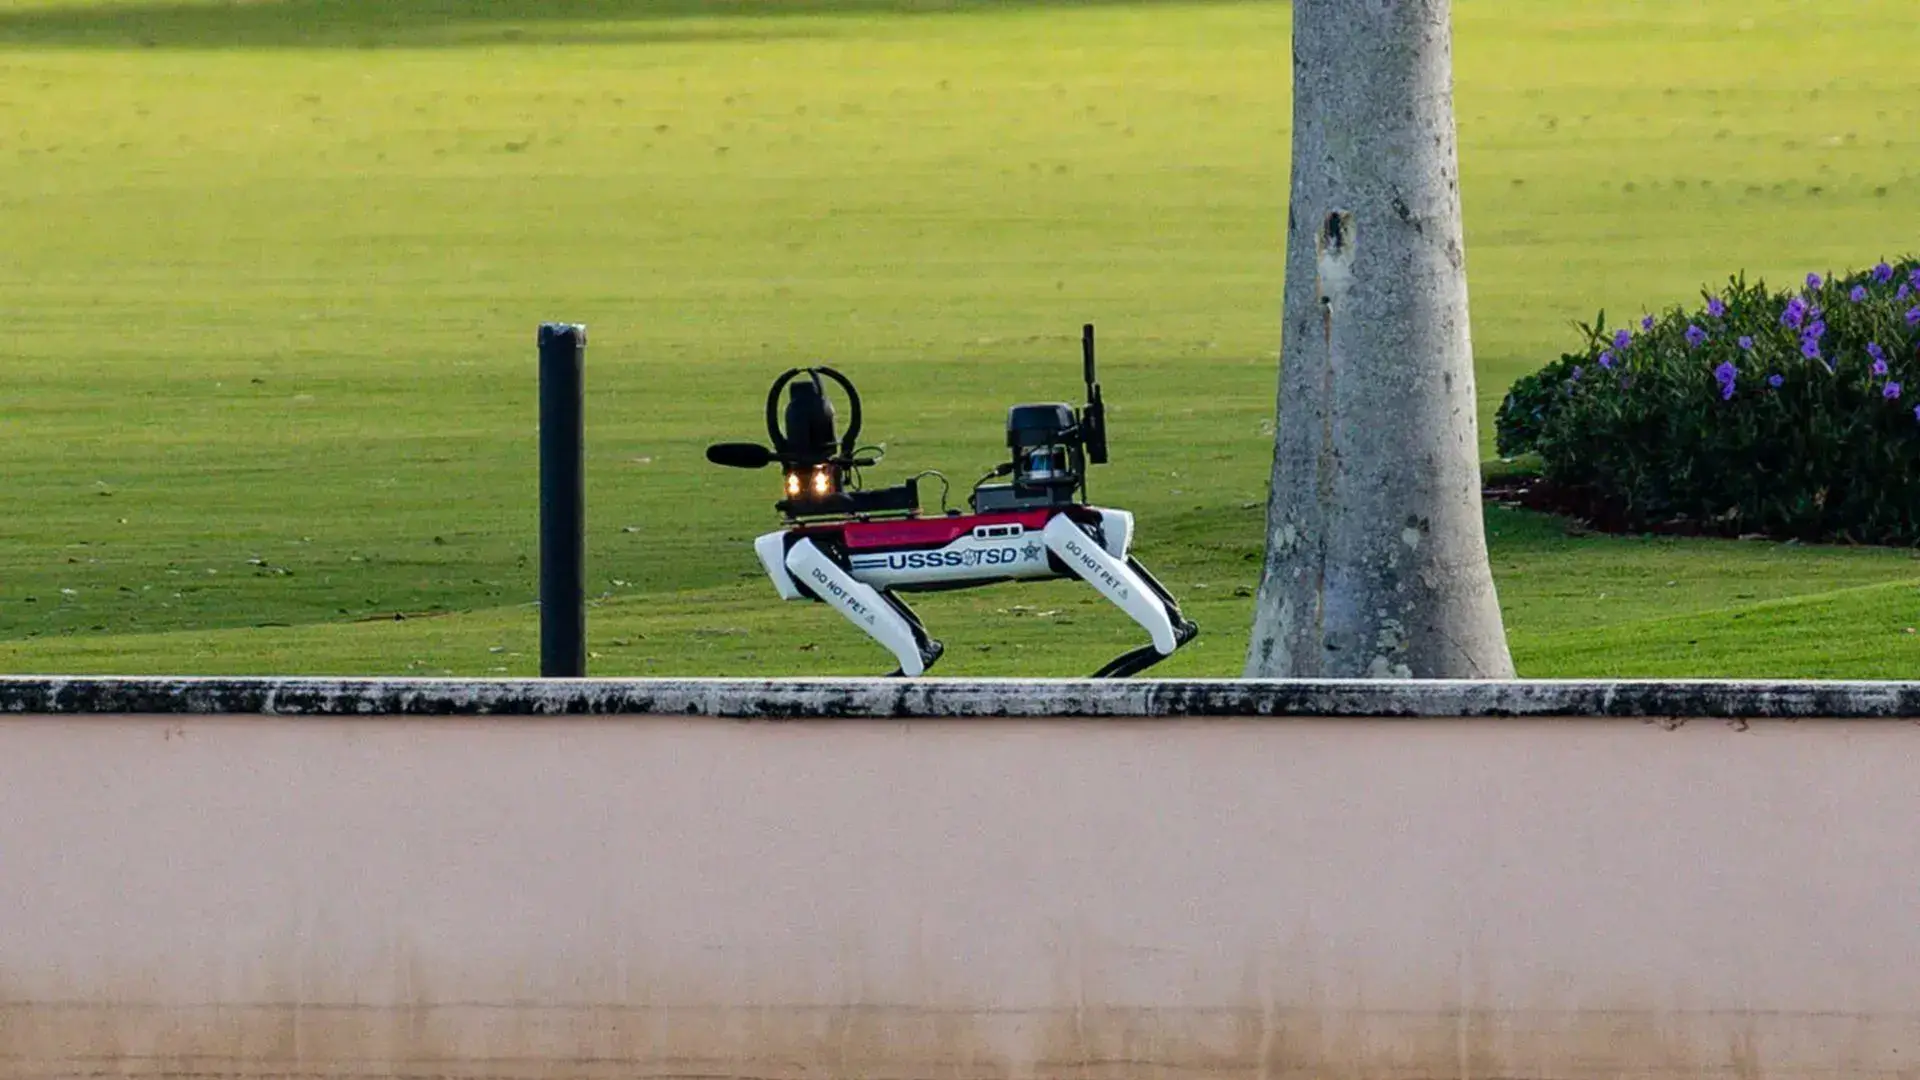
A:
[705,325,1197,677]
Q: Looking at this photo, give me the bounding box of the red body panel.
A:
[793,509,1065,551]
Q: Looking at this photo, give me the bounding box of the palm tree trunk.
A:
[1244,0,1514,679]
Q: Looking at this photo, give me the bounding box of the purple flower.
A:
[1886,382,1903,400]
[1908,307,1920,327]
[1641,315,1655,331]
[1913,403,1919,423]
[1570,365,1584,381]
[1782,297,1808,328]
[1874,359,1889,376]
[1685,324,1707,348]
[1738,335,1754,351]
[1802,339,1823,361]
[1613,329,1632,350]
[1851,285,1868,303]
[1869,342,1886,362]
[1910,267,1920,289]
[1598,350,1614,369]
[1807,272,1824,290]
[1901,283,1912,301]
[1805,318,1826,341]
[1714,361,1738,400]
[1708,297,1727,318]
[1768,373,1784,388]
[1875,262,1895,284]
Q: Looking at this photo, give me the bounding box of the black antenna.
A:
[1081,323,1108,466]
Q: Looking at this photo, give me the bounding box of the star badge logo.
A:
[1021,542,1043,562]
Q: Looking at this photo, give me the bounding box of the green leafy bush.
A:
[1493,353,1578,460]
[1499,258,1920,544]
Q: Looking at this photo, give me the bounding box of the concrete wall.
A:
[2,706,1917,1079]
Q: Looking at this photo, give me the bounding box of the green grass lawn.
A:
[3,0,1919,678]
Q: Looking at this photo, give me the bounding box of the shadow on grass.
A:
[0,0,1268,50]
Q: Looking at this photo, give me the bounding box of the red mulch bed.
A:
[1481,475,1779,541]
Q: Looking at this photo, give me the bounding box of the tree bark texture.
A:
[1244,0,1513,679]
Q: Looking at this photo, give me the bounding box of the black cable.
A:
[848,445,886,492]
[971,462,1012,493]
[907,470,952,514]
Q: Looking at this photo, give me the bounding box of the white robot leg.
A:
[1042,513,1197,676]
[784,538,942,676]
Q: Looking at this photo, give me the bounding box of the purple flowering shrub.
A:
[1495,258,1920,543]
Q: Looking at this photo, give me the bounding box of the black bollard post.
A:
[538,323,587,678]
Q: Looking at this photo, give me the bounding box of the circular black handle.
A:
[764,365,862,460]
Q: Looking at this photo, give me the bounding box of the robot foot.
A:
[886,637,945,678]
[1091,616,1197,678]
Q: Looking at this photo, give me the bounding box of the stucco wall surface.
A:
[1,712,1915,1079]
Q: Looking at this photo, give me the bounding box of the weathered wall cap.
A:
[5,675,1920,719]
